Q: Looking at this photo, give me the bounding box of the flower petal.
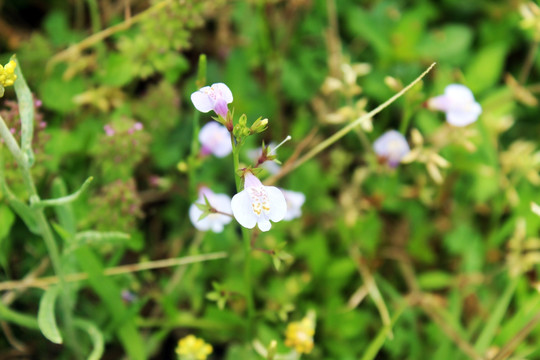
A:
[265,186,287,222]
[257,218,272,232]
[212,83,233,103]
[445,84,475,103]
[189,203,211,231]
[191,89,214,113]
[231,190,257,229]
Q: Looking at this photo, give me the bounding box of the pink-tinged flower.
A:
[189,187,232,233]
[231,172,287,232]
[281,189,306,221]
[190,83,233,118]
[427,84,482,127]
[199,122,232,158]
[373,130,410,167]
[104,124,115,136]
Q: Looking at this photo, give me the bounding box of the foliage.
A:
[0,1,540,360]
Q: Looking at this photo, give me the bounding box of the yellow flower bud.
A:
[176,335,213,360]
[284,317,315,354]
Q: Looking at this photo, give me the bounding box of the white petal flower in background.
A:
[373,130,410,168]
[189,187,232,233]
[247,142,281,175]
[199,122,232,158]
[190,82,233,118]
[281,189,306,221]
[427,84,482,127]
[231,172,287,232]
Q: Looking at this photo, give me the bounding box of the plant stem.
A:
[0,115,80,358]
[231,134,256,338]
[278,63,436,178]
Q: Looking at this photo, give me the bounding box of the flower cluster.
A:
[189,83,305,233]
[0,60,17,96]
[175,335,213,360]
[284,316,316,354]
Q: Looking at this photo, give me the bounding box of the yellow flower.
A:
[0,60,17,88]
[284,317,315,354]
[176,335,213,360]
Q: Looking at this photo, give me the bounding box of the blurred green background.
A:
[1,0,540,359]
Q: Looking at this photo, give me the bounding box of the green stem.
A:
[188,110,200,201]
[0,115,79,357]
[231,133,255,338]
[289,63,436,174]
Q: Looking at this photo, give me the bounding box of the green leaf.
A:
[75,247,146,360]
[64,231,130,253]
[38,286,63,344]
[0,301,39,329]
[32,177,93,208]
[12,55,35,167]
[0,204,15,240]
[8,198,39,234]
[74,319,104,360]
[51,177,77,235]
[465,43,507,94]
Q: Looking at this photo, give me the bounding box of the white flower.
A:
[190,83,233,118]
[247,142,281,175]
[281,189,306,221]
[427,84,482,127]
[373,130,410,168]
[189,187,232,233]
[199,122,232,158]
[231,172,287,232]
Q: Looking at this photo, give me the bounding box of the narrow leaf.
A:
[8,197,40,234]
[12,55,35,166]
[74,319,104,360]
[64,231,130,253]
[0,301,39,329]
[38,285,63,344]
[51,177,77,235]
[32,177,93,208]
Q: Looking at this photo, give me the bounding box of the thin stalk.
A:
[231,134,255,338]
[519,40,539,85]
[278,63,436,178]
[188,110,200,200]
[0,252,228,291]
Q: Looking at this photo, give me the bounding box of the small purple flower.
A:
[427,84,482,127]
[190,83,233,118]
[104,124,115,137]
[134,122,143,131]
[199,121,232,158]
[231,172,287,232]
[373,130,410,167]
[189,187,233,233]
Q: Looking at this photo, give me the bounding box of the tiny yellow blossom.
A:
[284,317,315,354]
[176,335,213,360]
[0,60,17,88]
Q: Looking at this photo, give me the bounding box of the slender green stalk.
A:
[0,115,79,357]
[288,63,436,175]
[361,305,405,360]
[231,134,255,338]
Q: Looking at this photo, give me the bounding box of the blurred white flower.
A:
[231,172,287,232]
[373,130,410,167]
[281,189,306,221]
[189,187,232,233]
[199,122,232,158]
[247,142,281,175]
[190,82,233,118]
[427,84,482,127]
